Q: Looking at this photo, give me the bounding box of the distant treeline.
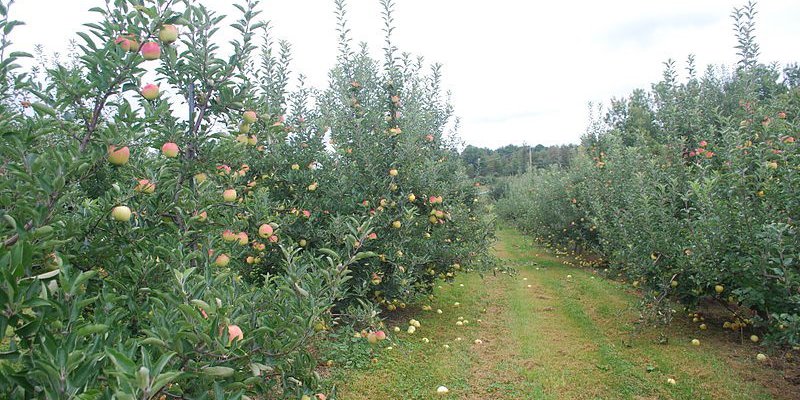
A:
[460,144,577,178]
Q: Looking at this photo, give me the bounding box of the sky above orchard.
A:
[10,0,800,149]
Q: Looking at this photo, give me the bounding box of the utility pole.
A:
[529,145,532,172]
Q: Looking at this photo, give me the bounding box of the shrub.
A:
[0,0,493,397]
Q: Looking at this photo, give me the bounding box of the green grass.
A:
[328,227,786,399]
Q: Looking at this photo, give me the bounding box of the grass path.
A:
[330,227,791,399]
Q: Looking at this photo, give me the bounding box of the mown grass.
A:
[329,226,789,399]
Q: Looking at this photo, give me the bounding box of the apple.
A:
[107,145,130,166]
[235,134,248,144]
[112,206,132,221]
[714,285,724,294]
[161,142,179,158]
[393,326,400,332]
[194,210,207,222]
[159,24,178,44]
[375,330,386,341]
[126,35,140,52]
[691,339,700,346]
[392,220,401,229]
[247,135,257,145]
[239,123,251,134]
[389,168,398,176]
[307,182,318,191]
[291,163,300,170]
[671,280,678,288]
[223,189,237,202]
[227,324,243,343]
[140,41,161,60]
[237,232,248,245]
[134,179,155,194]
[750,335,759,343]
[366,332,378,344]
[699,324,707,330]
[141,83,159,100]
[258,224,274,238]
[299,239,307,247]
[114,36,132,51]
[436,386,449,395]
[214,254,230,267]
[756,353,767,362]
[222,230,236,242]
[268,235,278,243]
[667,378,676,385]
[243,110,258,124]
[407,325,416,334]
[408,193,416,202]
[194,173,207,184]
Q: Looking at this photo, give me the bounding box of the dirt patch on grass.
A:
[464,274,527,399]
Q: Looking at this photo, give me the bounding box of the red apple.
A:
[366,332,379,344]
[108,145,130,166]
[134,179,155,194]
[126,35,140,52]
[258,224,274,238]
[222,189,237,202]
[141,83,159,100]
[214,254,230,267]
[227,324,243,343]
[243,110,258,124]
[114,36,131,52]
[161,142,179,158]
[222,230,237,242]
[140,42,161,60]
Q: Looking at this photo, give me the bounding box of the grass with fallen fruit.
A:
[326,226,795,399]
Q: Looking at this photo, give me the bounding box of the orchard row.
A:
[498,3,798,348]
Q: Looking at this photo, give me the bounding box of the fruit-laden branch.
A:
[5,57,137,248]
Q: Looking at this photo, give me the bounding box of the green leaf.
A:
[202,366,235,377]
[76,324,108,337]
[107,348,136,374]
[30,102,57,117]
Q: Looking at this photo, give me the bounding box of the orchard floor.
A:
[327,227,798,400]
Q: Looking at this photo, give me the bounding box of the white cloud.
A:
[8,0,800,149]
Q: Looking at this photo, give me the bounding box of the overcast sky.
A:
[8,0,800,149]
